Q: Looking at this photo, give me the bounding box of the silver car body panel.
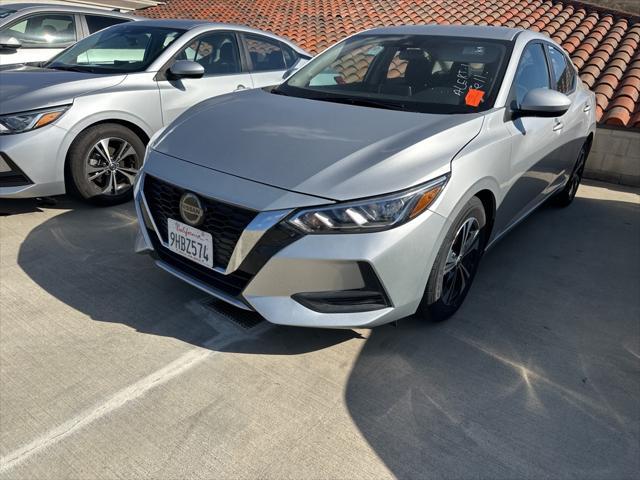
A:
[0,67,127,114]
[0,20,310,198]
[134,165,450,327]
[136,26,596,328]
[154,87,484,200]
[143,150,331,211]
[224,208,292,274]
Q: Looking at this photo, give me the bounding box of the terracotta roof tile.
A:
[603,106,631,125]
[139,0,640,128]
[608,96,636,113]
[595,83,615,98]
[618,84,640,103]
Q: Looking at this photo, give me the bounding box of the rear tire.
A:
[67,124,145,206]
[554,143,588,207]
[418,197,487,322]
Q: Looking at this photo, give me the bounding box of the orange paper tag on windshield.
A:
[465,89,485,107]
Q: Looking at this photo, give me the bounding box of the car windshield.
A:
[46,24,185,74]
[277,34,512,114]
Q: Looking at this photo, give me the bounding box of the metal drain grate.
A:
[202,298,264,330]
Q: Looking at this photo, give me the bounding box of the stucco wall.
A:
[585,127,640,187]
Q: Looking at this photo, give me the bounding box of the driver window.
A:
[4,13,76,47]
[513,43,550,106]
[177,33,240,76]
[547,45,575,94]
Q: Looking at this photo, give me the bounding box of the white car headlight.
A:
[0,105,70,135]
[287,175,448,234]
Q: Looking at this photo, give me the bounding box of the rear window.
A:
[245,34,287,72]
[281,34,512,114]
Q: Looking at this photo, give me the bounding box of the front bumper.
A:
[0,125,68,198]
[135,162,447,328]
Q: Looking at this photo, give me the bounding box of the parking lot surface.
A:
[1,181,639,479]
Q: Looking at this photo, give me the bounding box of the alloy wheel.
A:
[441,217,482,306]
[85,137,139,196]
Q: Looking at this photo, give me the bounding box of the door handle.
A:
[583,104,591,113]
[235,84,247,91]
[553,120,564,132]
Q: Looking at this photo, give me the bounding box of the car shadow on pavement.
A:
[15,200,359,355]
[13,184,640,477]
[345,189,640,479]
[0,196,77,216]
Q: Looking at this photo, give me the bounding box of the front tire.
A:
[418,196,487,321]
[67,124,145,206]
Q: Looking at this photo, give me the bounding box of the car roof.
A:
[129,19,310,54]
[365,24,524,41]
[0,3,134,19]
[129,18,225,29]
[130,18,284,34]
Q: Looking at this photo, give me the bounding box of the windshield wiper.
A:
[270,86,289,96]
[310,95,407,111]
[47,64,99,73]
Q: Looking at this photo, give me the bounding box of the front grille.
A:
[143,175,258,270]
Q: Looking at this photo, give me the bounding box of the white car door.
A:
[545,44,587,183]
[242,33,296,88]
[494,42,569,234]
[0,12,78,66]
[157,31,254,126]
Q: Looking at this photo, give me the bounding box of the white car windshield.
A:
[46,24,185,74]
[277,34,512,114]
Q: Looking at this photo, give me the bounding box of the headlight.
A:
[287,175,447,234]
[0,105,70,135]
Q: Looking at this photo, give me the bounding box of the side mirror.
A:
[0,35,22,50]
[168,60,204,80]
[514,88,571,118]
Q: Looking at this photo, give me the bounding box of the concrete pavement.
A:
[0,181,638,479]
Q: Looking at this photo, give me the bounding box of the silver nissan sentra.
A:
[135,25,596,328]
[0,19,309,203]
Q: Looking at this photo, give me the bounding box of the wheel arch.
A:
[63,119,151,191]
[585,131,594,154]
[474,188,497,240]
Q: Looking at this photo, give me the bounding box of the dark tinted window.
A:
[246,34,286,71]
[3,13,76,47]
[547,45,575,94]
[177,32,240,75]
[85,15,129,34]
[514,43,550,105]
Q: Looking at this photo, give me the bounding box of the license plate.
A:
[167,218,213,269]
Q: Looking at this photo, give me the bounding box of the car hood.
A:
[0,66,126,115]
[154,88,485,201]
